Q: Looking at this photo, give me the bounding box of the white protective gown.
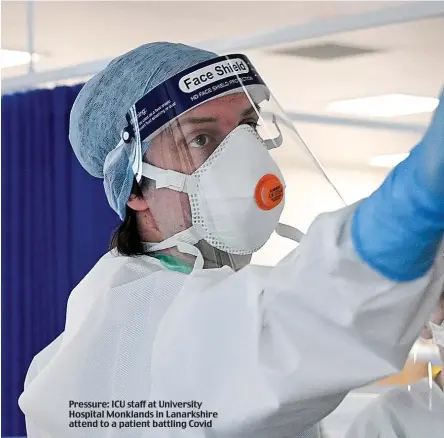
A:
[345,378,444,437]
[19,205,444,437]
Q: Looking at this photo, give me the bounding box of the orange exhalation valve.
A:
[255,174,284,211]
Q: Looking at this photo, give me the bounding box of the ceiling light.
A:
[328,94,439,117]
[1,49,40,69]
[370,153,409,168]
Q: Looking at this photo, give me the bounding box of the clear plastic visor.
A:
[106,55,346,266]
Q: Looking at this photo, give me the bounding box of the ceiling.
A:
[1,1,399,73]
[2,1,444,192]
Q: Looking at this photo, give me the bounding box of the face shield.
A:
[105,54,346,268]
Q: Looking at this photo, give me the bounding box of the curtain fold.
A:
[1,85,119,437]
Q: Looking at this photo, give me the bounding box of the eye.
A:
[188,134,213,148]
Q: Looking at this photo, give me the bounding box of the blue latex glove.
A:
[352,88,444,281]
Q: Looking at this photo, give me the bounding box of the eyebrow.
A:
[240,105,259,118]
[177,117,217,126]
[179,104,260,126]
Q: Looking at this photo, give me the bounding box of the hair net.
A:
[69,42,218,219]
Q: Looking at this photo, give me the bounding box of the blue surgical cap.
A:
[69,42,218,219]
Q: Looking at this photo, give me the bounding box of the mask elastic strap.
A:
[275,223,305,243]
[141,163,195,193]
[264,115,283,150]
[143,228,201,252]
[177,242,204,270]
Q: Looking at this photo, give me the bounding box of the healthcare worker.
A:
[345,292,444,437]
[18,42,444,438]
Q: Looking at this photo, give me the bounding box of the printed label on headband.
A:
[178,58,249,93]
[132,54,267,142]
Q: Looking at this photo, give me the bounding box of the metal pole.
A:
[27,0,35,73]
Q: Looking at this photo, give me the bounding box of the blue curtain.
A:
[1,86,119,437]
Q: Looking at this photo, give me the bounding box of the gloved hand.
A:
[352,87,444,281]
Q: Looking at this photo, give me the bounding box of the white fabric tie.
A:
[142,228,204,270]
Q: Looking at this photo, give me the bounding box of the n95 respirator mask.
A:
[142,125,286,255]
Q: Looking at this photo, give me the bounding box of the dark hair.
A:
[110,179,145,256]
